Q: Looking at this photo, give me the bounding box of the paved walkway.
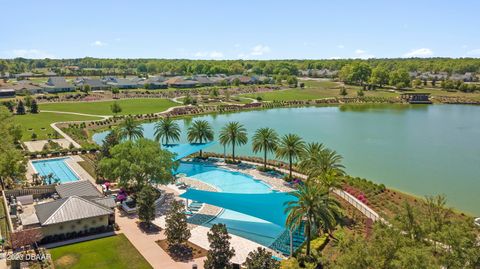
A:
[23,138,72,152]
[115,210,206,269]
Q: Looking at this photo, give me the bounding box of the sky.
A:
[1,0,479,60]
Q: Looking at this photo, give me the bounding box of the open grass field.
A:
[14,112,101,141]
[50,234,152,269]
[39,98,178,116]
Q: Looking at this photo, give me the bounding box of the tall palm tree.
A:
[219,121,248,162]
[298,142,326,177]
[118,116,143,141]
[187,120,214,157]
[154,117,181,145]
[318,148,345,176]
[252,127,278,168]
[284,182,342,256]
[275,134,305,179]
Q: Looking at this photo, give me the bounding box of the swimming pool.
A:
[176,162,286,247]
[31,158,80,184]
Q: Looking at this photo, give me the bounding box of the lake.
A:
[93,104,480,215]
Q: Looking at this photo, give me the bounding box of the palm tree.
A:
[154,117,181,145]
[219,121,248,162]
[252,128,278,168]
[318,148,345,176]
[275,134,305,179]
[284,182,342,256]
[118,116,144,141]
[187,120,214,157]
[298,142,326,177]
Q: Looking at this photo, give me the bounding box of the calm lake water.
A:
[93,104,480,215]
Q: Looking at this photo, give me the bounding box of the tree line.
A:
[2,57,480,77]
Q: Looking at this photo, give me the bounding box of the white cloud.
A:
[337,44,345,49]
[251,44,271,56]
[193,51,224,59]
[467,49,480,55]
[234,43,241,48]
[11,49,55,59]
[354,49,374,59]
[403,48,433,57]
[91,40,107,47]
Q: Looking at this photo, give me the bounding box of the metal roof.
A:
[34,196,113,226]
[55,180,103,198]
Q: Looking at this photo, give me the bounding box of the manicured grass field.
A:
[50,234,152,269]
[39,98,178,116]
[14,112,101,141]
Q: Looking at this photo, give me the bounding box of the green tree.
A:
[276,134,305,179]
[111,87,120,98]
[82,84,91,94]
[110,102,122,117]
[369,66,389,87]
[137,184,157,227]
[100,129,120,158]
[16,100,25,115]
[165,200,190,247]
[219,121,248,162]
[339,62,372,85]
[154,117,181,145]
[287,76,298,87]
[389,68,411,89]
[118,116,143,140]
[298,142,325,177]
[284,182,341,256]
[339,86,348,96]
[204,223,235,269]
[244,247,280,269]
[396,202,423,242]
[29,100,39,114]
[356,89,364,97]
[252,127,279,169]
[98,139,177,192]
[187,120,214,157]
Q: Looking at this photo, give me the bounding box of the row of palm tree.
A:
[116,116,344,258]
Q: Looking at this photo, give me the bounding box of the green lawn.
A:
[39,98,178,116]
[14,112,101,141]
[50,234,151,269]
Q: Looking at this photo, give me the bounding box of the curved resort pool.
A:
[176,162,286,247]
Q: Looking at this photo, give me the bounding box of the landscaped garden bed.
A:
[156,239,207,262]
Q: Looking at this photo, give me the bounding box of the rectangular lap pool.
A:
[31,158,80,184]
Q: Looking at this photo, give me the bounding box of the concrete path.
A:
[41,110,111,119]
[115,210,206,269]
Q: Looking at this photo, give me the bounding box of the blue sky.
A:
[1,0,479,59]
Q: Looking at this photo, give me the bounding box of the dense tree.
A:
[100,129,120,158]
[29,100,39,113]
[369,66,389,87]
[0,107,25,189]
[339,62,372,85]
[165,200,190,248]
[219,121,248,162]
[252,127,279,169]
[244,247,280,269]
[187,120,214,157]
[389,68,411,89]
[98,138,177,192]
[137,184,157,227]
[117,116,143,140]
[110,101,122,117]
[16,100,25,115]
[154,117,181,145]
[276,134,305,179]
[204,223,235,269]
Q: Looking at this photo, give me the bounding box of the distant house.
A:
[14,72,34,79]
[43,77,75,93]
[0,89,15,98]
[103,76,138,89]
[193,75,215,87]
[227,75,255,84]
[12,81,44,94]
[167,76,198,88]
[450,72,476,82]
[74,78,110,91]
[142,76,168,89]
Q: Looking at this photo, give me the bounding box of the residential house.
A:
[103,76,138,89]
[74,78,110,91]
[142,76,168,89]
[193,75,215,87]
[227,75,256,85]
[0,89,15,98]
[167,76,198,88]
[43,77,75,93]
[12,81,44,94]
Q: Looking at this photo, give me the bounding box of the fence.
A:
[333,189,382,222]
